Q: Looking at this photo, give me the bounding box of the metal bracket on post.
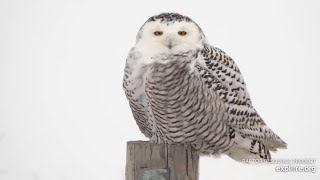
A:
[138,168,169,180]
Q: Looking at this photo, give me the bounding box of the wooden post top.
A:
[125,141,199,180]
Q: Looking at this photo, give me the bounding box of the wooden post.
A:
[125,141,199,180]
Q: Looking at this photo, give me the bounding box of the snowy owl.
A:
[123,13,287,161]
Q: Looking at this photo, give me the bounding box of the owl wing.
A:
[123,51,153,138]
[196,45,287,149]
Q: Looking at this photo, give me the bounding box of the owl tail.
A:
[226,132,271,162]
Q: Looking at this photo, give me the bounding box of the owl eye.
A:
[154,31,163,36]
[178,31,187,36]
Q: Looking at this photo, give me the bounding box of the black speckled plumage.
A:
[123,13,287,161]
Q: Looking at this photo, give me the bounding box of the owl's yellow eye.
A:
[178,31,187,36]
[154,31,163,36]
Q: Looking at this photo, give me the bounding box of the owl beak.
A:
[167,40,173,49]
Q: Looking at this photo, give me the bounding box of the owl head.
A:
[135,13,208,55]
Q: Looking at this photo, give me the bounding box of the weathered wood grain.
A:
[125,141,199,180]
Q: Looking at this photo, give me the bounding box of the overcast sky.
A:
[0,0,319,180]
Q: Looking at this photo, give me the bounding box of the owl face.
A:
[136,18,206,55]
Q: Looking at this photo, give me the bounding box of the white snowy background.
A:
[0,0,319,180]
